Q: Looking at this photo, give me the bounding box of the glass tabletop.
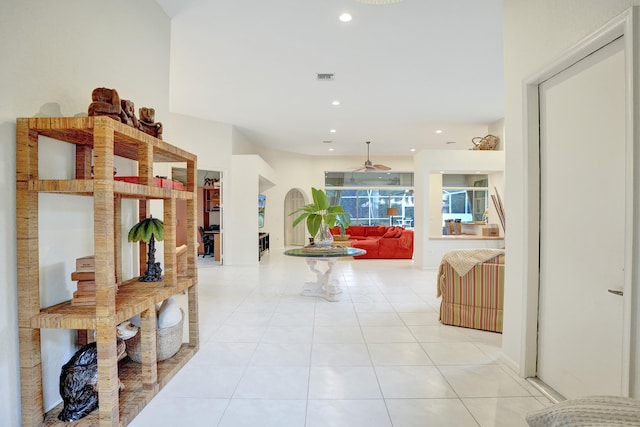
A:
[284,247,366,258]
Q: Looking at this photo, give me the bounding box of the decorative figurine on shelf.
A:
[88,88,164,138]
[87,87,121,121]
[58,341,126,422]
[116,320,139,340]
[138,107,163,140]
[203,176,217,187]
[119,99,139,128]
[128,215,164,282]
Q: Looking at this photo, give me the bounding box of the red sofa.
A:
[331,225,414,259]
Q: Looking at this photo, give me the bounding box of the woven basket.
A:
[471,134,499,150]
[125,309,184,363]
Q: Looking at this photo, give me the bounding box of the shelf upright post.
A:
[137,138,154,277]
[186,159,199,347]
[16,118,45,427]
[75,145,92,179]
[135,135,162,391]
[92,117,120,426]
[164,197,177,287]
[139,302,158,390]
[114,195,122,286]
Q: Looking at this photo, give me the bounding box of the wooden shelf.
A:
[16,116,200,426]
[31,277,195,330]
[41,345,197,426]
[259,232,269,261]
[203,186,220,212]
[24,117,196,163]
[29,179,194,199]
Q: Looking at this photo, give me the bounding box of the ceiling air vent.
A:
[317,73,335,81]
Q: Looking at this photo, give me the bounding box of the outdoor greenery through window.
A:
[442,174,488,224]
[325,171,414,227]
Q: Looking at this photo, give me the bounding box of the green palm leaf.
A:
[288,187,344,237]
[306,214,322,237]
[128,216,165,242]
[312,187,330,211]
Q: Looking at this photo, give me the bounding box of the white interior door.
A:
[538,37,627,399]
[285,189,305,246]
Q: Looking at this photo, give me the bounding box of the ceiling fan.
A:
[355,141,391,172]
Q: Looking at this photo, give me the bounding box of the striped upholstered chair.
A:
[437,249,505,333]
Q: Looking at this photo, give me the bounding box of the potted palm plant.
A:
[334,212,351,241]
[289,187,344,247]
[128,215,164,282]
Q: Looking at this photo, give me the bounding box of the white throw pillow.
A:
[157,297,182,329]
[526,396,640,427]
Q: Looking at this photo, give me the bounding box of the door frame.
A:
[284,188,307,246]
[521,8,638,395]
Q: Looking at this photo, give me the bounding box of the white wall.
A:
[163,115,282,266]
[0,1,170,423]
[166,113,233,172]
[231,127,262,155]
[227,155,276,265]
[255,149,319,250]
[256,148,416,250]
[502,0,640,382]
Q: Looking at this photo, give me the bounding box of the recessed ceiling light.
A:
[317,73,335,81]
[410,148,416,152]
[339,13,352,22]
[435,130,443,134]
[330,129,337,133]
[332,100,340,106]
[355,0,405,4]
[329,148,334,151]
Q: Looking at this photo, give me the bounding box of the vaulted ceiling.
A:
[156,0,503,156]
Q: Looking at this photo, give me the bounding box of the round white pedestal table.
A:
[284,247,366,302]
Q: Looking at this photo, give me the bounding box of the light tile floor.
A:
[130,250,551,427]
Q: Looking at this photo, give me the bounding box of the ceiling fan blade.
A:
[352,141,392,171]
[373,164,391,171]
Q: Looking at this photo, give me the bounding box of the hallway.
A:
[131,251,549,426]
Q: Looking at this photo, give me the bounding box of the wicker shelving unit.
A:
[16,116,199,426]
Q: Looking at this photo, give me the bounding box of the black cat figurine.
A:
[58,340,125,422]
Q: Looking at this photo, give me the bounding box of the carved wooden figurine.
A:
[120,99,139,128]
[138,107,163,140]
[88,88,164,138]
[87,87,121,121]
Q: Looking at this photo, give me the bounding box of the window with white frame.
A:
[442,174,488,224]
[325,171,414,227]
